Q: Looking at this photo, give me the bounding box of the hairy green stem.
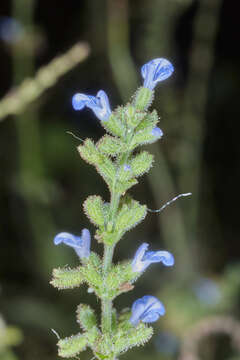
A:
[102,244,114,333]
[101,133,133,334]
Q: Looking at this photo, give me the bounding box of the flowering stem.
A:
[102,243,114,333]
[101,142,132,334]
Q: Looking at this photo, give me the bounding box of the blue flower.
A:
[130,295,165,326]
[152,126,163,138]
[131,243,174,272]
[141,58,174,90]
[72,90,111,121]
[124,164,131,172]
[54,229,91,259]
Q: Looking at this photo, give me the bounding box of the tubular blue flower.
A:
[152,126,163,138]
[124,164,131,171]
[130,295,165,326]
[141,58,174,90]
[54,229,91,259]
[72,90,111,121]
[131,243,174,272]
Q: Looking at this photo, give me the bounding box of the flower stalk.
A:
[50,58,189,360]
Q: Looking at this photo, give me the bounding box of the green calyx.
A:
[133,86,153,111]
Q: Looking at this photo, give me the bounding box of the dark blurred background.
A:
[0,0,240,359]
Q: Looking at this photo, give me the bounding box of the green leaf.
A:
[78,139,101,165]
[83,195,105,227]
[89,252,102,268]
[129,110,160,150]
[80,255,103,294]
[130,151,154,177]
[50,267,84,290]
[97,135,125,156]
[85,326,100,346]
[77,304,98,332]
[105,263,134,299]
[137,109,159,131]
[115,178,138,195]
[78,140,116,189]
[96,156,116,189]
[96,229,121,246]
[57,333,87,358]
[101,109,126,138]
[114,323,153,355]
[118,165,133,183]
[115,198,147,234]
[124,105,146,128]
[95,334,113,359]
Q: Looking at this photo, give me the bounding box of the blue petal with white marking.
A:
[54,229,91,259]
[131,243,174,272]
[130,295,165,326]
[72,90,111,121]
[141,58,174,90]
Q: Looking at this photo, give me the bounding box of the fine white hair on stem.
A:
[51,328,60,340]
[147,193,192,213]
[66,131,84,142]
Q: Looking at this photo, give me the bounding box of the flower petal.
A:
[141,58,174,90]
[152,127,163,138]
[72,93,91,110]
[131,243,149,272]
[130,295,165,326]
[78,228,91,258]
[54,232,80,247]
[143,250,174,267]
[53,230,91,259]
[132,243,174,272]
[72,90,111,121]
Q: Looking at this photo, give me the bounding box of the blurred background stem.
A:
[12,0,65,277]
[141,0,195,279]
[107,0,138,101]
[176,0,221,269]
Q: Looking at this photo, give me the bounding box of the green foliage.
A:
[95,321,153,358]
[50,267,84,289]
[101,110,126,138]
[128,110,159,150]
[78,139,101,165]
[97,135,125,156]
[95,228,121,246]
[105,263,135,299]
[85,326,100,346]
[113,323,153,355]
[52,78,166,359]
[77,305,98,331]
[57,334,87,358]
[115,178,138,195]
[130,151,154,177]
[96,156,116,190]
[124,105,146,128]
[84,195,106,227]
[80,254,103,295]
[115,198,147,235]
[133,87,153,111]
